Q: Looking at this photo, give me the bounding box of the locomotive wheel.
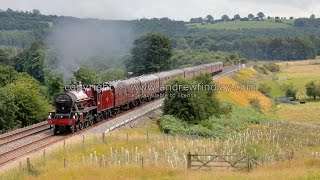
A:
[54,127,59,135]
[89,119,94,126]
[70,125,75,133]
[96,115,101,122]
[102,112,107,119]
[98,114,103,121]
[78,122,83,130]
[113,110,118,116]
[84,121,89,128]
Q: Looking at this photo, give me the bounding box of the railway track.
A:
[0,122,51,146]
[0,98,163,167]
[0,66,238,169]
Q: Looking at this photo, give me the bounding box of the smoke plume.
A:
[47,19,135,82]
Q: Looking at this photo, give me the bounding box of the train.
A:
[47,62,223,135]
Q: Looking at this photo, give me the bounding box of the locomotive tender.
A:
[47,62,223,135]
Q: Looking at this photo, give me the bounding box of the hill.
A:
[1,9,320,60]
[187,21,291,30]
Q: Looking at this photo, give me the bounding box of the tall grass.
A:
[3,122,320,179]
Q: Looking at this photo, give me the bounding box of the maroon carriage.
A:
[155,69,184,92]
[136,75,160,100]
[110,78,141,111]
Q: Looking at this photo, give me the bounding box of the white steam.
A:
[47,19,135,82]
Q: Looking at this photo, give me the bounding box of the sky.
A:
[0,0,319,21]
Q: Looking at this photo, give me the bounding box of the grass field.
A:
[2,119,320,179]
[276,102,320,125]
[276,60,320,98]
[187,21,291,30]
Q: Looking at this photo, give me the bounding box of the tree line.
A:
[190,12,267,23]
[1,9,320,61]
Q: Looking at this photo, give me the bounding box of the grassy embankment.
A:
[2,61,320,179]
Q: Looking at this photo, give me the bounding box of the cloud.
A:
[0,0,319,20]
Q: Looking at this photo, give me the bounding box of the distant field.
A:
[217,64,320,125]
[187,21,292,30]
[276,102,320,125]
[275,60,320,98]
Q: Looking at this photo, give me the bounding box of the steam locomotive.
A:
[47,62,223,135]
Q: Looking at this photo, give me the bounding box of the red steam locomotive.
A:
[47,62,223,135]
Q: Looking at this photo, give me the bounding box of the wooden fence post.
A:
[246,154,251,172]
[102,133,106,144]
[187,152,191,170]
[43,149,46,159]
[27,158,31,172]
[127,132,129,142]
[64,158,67,168]
[291,148,294,160]
[141,157,144,168]
[146,131,149,142]
[82,135,85,146]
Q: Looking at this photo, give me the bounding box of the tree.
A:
[0,67,52,131]
[234,14,241,21]
[5,81,51,126]
[248,14,255,20]
[283,83,298,100]
[74,64,100,84]
[0,72,51,127]
[205,15,214,23]
[0,65,18,87]
[32,9,41,16]
[190,17,205,23]
[99,67,126,82]
[128,33,173,75]
[221,15,230,21]
[163,74,221,124]
[310,14,316,19]
[257,12,265,20]
[0,48,10,66]
[13,41,46,83]
[305,81,320,99]
[45,72,64,101]
[0,89,20,133]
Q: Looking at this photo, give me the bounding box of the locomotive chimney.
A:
[77,81,82,91]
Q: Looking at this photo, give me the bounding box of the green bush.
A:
[253,65,268,74]
[282,83,298,100]
[158,115,186,134]
[263,63,280,72]
[0,68,51,132]
[258,83,272,97]
[185,125,213,137]
[163,74,222,124]
[159,105,272,139]
[249,99,262,110]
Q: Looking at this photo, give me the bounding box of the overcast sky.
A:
[1,0,319,21]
